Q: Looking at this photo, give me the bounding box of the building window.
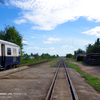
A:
[19,49,20,54]
[7,48,11,55]
[13,48,17,56]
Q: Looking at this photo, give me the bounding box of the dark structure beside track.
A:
[83,53,100,65]
[77,56,84,61]
[76,53,86,61]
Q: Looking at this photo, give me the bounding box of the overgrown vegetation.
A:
[50,59,60,68]
[86,38,100,53]
[67,61,100,92]
[21,53,59,66]
[82,74,100,92]
[74,48,85,55]
[66,53,74,59]
[67,62,85,74]
[20,57,52,66]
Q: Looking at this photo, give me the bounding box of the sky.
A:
[0,0,100,56]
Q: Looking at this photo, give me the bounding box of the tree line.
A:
[23,53,59,59]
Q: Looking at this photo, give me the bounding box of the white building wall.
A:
[0,44,1,56]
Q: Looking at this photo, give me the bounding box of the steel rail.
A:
[45,59,61,100]
[63,59,79,100]
[45,58,79,100]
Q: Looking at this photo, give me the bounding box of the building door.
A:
[1,44,5,67]
[13,48,17,62]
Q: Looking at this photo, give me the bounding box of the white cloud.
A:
[41,47,55,50]
[62,45,73,49]
[62,37,94,47]
[29,42,34,44]
[43,41,51,44]
[62,45,68,49]
[32,36,35,38]
[27,47,55,50]
[43,35,46,37]
[82,26,100,37]
[27,47,32,49]
[5,1,9,6]
[33,47,39,49]
[49,50,57,55]
[22,39,28,44]
[49,47,55,49]
[41,48,48,50]
[43,37,61,44]
[14,19,27,24]
[9,0,100,30]
[27,46,39,49]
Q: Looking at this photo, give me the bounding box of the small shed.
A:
[30,56,34,59]
[76,53,86,61]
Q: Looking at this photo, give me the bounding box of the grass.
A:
[82,74,100,92]
[20,57,54,66]
[73,59,83,64]
[50,59,60,68]
[67,61,100,92]
[67,62,85,74]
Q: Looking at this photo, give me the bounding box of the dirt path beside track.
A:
[70,61,100,79]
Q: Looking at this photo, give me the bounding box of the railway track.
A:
[45,58,79,100]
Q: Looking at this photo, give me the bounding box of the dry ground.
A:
[0,60,57,100]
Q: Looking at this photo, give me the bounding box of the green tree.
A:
[66,53,73,58]
[33,53,39,58]
[0,31,5,39]
[74,48,85,56]
[0,25,23,50]
[30,53,34,56]
[41,53,50,59]
[23,53,29,58]
[86,38,100,53]
[56,54,59,58]
[51,55,56,58]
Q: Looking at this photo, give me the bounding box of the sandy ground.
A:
[0,60,57,100]
[70,61,100,78]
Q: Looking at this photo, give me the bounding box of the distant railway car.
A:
[0,40,20,69]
